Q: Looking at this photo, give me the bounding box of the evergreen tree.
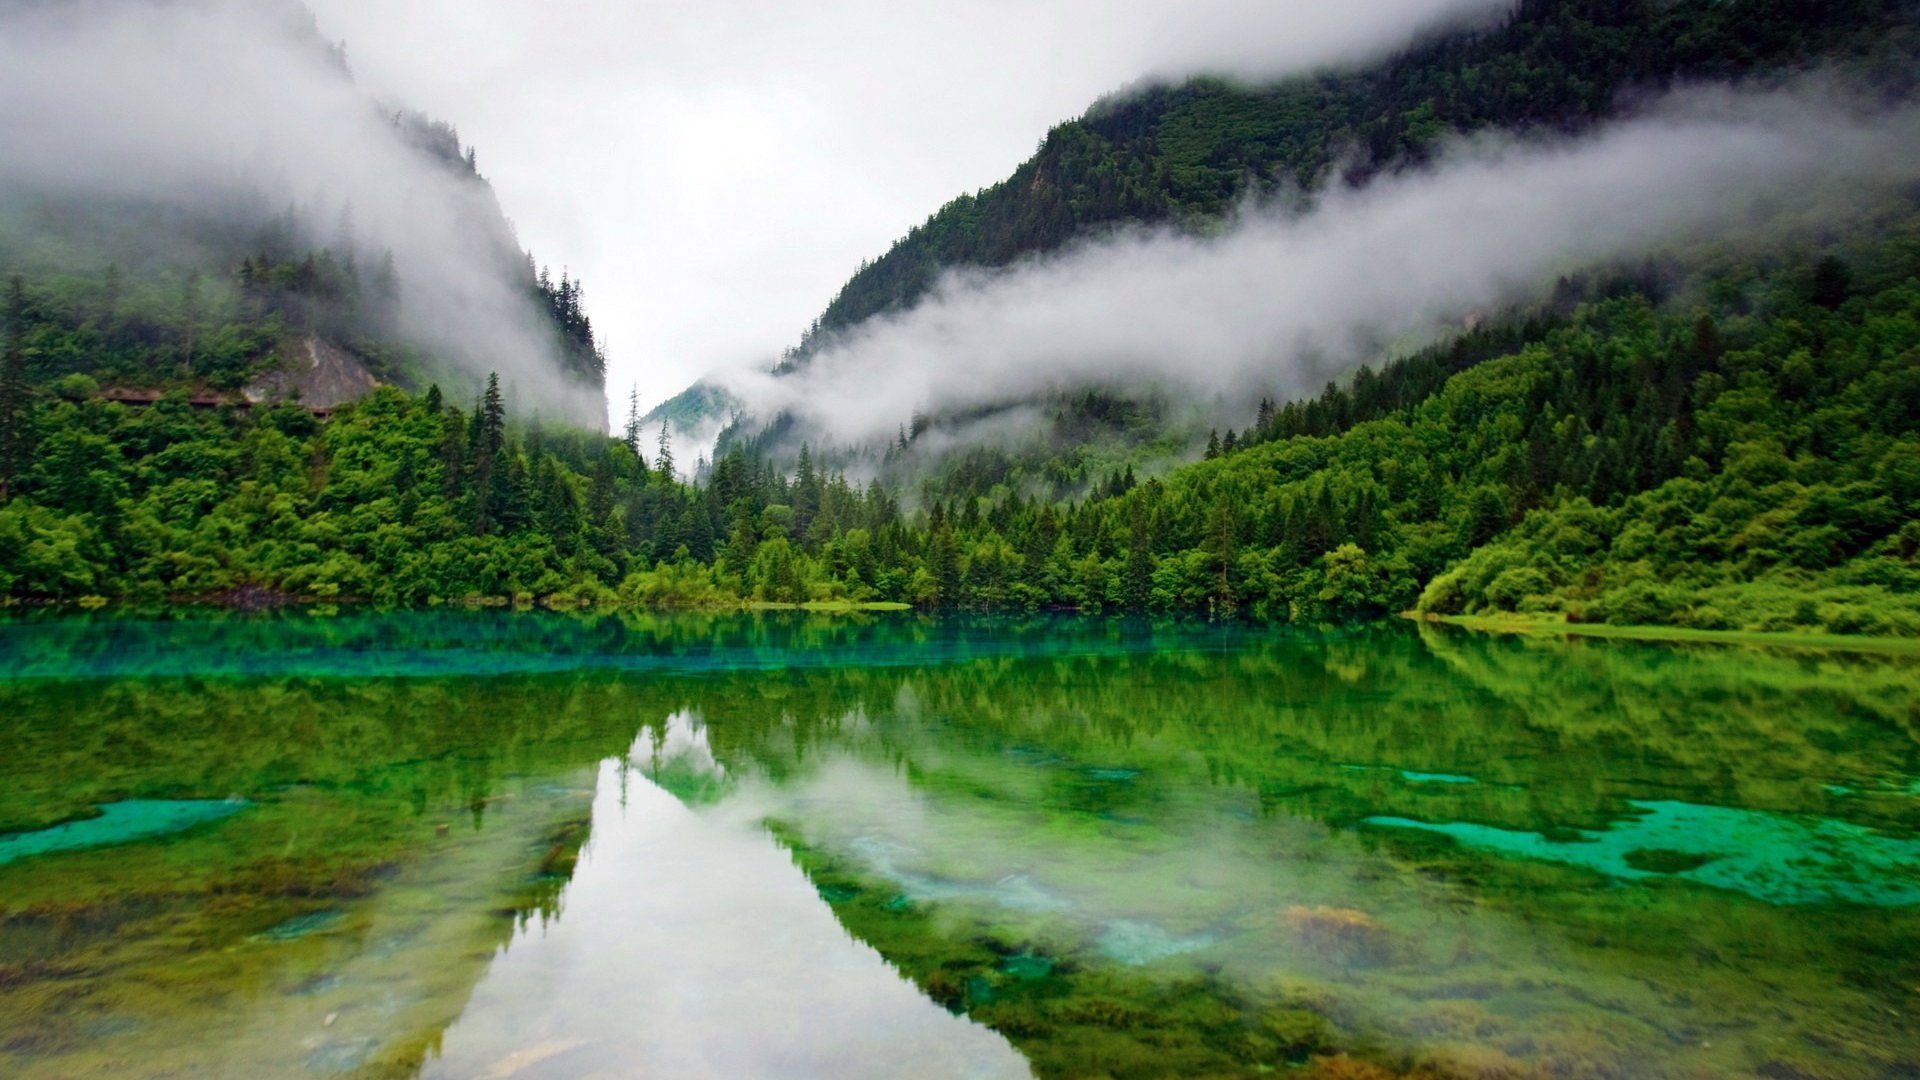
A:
[471,373,507,536]
[655,422,675,481]
[1123,500,1154,608]
[0,276,30,502]
[179,271,203,378]
[928,522,961,606]
[624,385,644,457]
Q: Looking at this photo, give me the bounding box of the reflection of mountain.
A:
[3,612,1918,1079]
[421,754,1030,1080]
[638,619,1918,1080]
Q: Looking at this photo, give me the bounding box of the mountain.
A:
[0,0,607,426]
[4,0,1919,642]
[650,0,1920,465]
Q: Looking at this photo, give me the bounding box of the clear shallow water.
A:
[0,610,1917,1079]
[0,799,248,865]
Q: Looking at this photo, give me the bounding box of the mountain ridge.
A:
[649,0,1920,448]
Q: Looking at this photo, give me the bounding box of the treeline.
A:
[791,0,1920,357]
[865,246,1917,635]
[4,237,1917,635]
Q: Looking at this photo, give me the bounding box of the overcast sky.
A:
[304,0,1510,419]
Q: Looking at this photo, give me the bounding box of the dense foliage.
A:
[6,228,1917,635]
[655,0,1920,477]
[5,2,1918,637]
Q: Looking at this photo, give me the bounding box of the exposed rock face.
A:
[245,335,380,410]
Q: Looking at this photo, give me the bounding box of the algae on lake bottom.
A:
[0,610,1916,1080]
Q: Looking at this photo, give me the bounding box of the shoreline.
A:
[1416,613,1920,655]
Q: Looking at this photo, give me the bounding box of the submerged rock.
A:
[304,1036,377,1073]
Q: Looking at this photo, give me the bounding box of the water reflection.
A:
[422,740,1029,1080]
[0,611,1916,1079]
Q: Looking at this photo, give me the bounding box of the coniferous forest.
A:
[5,230,1918,637]
[3,0,1920,639]
[13,6,1920,1080]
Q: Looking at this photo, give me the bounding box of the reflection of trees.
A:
[0,635,648,1077]
[683,621,1920,836]
[3,610,1918,1078]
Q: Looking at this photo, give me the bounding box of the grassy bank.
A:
[1419,613,1920,655]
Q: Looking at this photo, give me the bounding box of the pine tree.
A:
[655,422,675,481]
[1204,499,1238,613]
[0,275,31,502]
[793,443,820,538]
[1811,256,1852,309]
[179,271,203,378]
[471,373,507,536]
[1123,501,1154,608]
[624,385,644,457]
[928,523,961,607]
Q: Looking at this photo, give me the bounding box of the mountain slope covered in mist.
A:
[0,0,607,425]
[3,0,1919,642]
[653,0,1920,471]
[7,210,1918,642]
[800,0,1917,352]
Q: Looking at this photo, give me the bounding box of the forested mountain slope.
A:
[0,0,606,425]
[800,0,1919,352]
[7,218,1917,639]
[649,0,1920,441]
[4,1,1917,640]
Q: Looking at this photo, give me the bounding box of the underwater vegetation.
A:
[0,610,1916,1078]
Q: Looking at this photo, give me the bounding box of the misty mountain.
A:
[0,0,607,426]
[650,0,1920,478]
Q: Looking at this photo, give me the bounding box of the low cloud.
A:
[716,85,1920,448]
[1135,0,1514,83]
[0,0,602,423]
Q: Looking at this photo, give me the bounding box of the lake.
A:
[1,611,1917,1079]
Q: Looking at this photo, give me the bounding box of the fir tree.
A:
[471,373,508,536]
[655,422,675,481]
[0,276,31,502]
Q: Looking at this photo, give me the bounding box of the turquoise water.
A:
[0,800,247,865]
[1369,798,1920,905]
[0,610,1916,1080]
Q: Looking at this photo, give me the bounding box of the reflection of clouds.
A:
[139,774,608,1079]
[850,836,1072,913]
[422,760,1030,1080]
[741,750,1753,1073]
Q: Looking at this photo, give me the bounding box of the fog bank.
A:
[0,0,604,424]
[717,86,1920,447]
